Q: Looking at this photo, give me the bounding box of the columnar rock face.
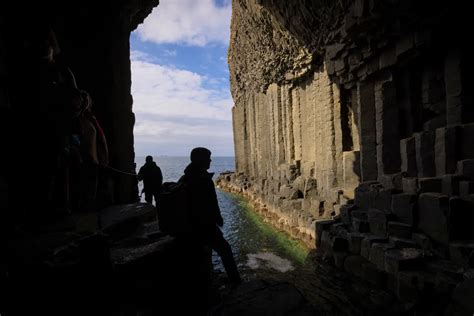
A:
[223,0,474,308]
[229,1,362,236]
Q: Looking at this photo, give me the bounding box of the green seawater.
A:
[216,190,309,271]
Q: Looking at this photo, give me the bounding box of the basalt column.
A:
[222,3,474,305]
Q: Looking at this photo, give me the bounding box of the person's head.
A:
[79,90,92,112]
[146,155,153,163]
[41,26,60,62]
[190,147,211,170]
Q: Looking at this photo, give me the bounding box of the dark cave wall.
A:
[0,14,8,228]
[1,1,159,224]
[53,5,139,204]
[48,1,159,204]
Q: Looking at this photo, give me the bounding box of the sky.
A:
[131,0,234,157]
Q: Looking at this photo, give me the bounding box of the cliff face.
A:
[228,1,347,101]
[229,0,356,215]
[228,0,474,227]
[225,0,474,308]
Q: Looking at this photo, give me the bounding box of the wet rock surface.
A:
[215,279,315,316]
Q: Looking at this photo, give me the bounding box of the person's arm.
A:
[209,180,223,227]
[157,167,163,187]
[137,167,144,181]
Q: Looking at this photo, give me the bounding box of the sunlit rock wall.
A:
[227,0,474,250]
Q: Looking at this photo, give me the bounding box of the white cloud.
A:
[135,0,231,46]
[131,60,231,120]
[163,49,177,57]
[131,50,234,155]
[134,119,232,139]
[130,50,157,63]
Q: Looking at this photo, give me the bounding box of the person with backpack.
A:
[138,156,163,206]
[180,147,241,285]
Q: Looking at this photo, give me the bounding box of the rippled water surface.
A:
[136,156,309,273]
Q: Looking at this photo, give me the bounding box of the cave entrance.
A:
[129,0,234,194]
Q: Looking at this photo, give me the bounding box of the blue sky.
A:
[131,0,234,156]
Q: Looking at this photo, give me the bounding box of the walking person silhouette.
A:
[138,156,163,206]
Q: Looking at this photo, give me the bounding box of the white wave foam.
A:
[246,252,294,272]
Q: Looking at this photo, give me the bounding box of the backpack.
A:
[157,180,193,235]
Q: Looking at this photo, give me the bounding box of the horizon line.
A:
[135,155,235,157]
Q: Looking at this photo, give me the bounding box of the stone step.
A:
[412,233,432,250]
[348,232,365,254]
[449,241,474,268]
[368,208,391,237]
[352,218,370,233]
[343,255,387,287]
[389,236,417,248]
[391,193,417,225]
[384,248,426,273]
[460,181,474,198]
[361,235,388,259]
[418,177,442,193]
[457,159,474,179]
[388,221,412,239]
[369,242,396,270]
[99,203,157,239]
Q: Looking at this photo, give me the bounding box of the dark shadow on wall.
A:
[1,3,158,232]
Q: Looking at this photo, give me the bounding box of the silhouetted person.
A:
[180,147,241,285]
[71,90,109,212]
[40,27,79,216]
[78,90,109,167]
[78,90,111,209]
[138,156,163,206]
